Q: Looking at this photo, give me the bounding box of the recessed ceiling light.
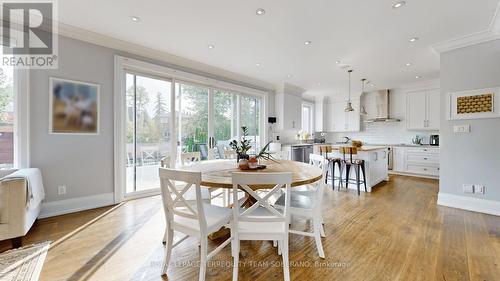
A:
[392,1,406,9]
[256,8,266,15]
[409,37,419,42]
[130,16,140,22]
[208,44,215,49]
[335,60,341,64]
[317,82,321,86]
[405,62,412,66]
[415,75,421,79]
[256,63,261,67]
[370,83,375,87]
[304,41,312,46]
[286,74,292,78]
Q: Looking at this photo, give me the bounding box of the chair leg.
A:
[320,215,326,238]
[199,238,208,281]
[345,164,351,189]
[282,237,291,281]
[325,162,329,184]
[278,240,282,255]
[162,228,174,275]
[337,161,344,189]
[313,220,325,258]
[355,165,361,196]
[331,161,335,189]
[232,239,240,281]
[361,163,367,193]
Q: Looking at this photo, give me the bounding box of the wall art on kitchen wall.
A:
[49,77,100,135]
[447,87,500,120]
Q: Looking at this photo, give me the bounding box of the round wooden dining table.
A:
[179,159,323,189]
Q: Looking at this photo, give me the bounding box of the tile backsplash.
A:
[321,121,438,145]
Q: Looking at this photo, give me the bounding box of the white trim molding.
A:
[39,192,115,219]
[437,192,500,216]
[432,2,500,53]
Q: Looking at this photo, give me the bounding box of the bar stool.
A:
[339,146,367,196]
[319,145,343,189]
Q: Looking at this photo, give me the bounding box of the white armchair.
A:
[0,169,44,248]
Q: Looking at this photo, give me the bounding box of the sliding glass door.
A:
[240,95,261,154]
[126,73,172,194]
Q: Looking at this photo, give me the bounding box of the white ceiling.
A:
[58,0,499,97]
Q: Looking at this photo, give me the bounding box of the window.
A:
[0,49,14,169]
[302,103,314,134]
[240,95,261,153]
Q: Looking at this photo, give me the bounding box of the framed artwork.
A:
[49,77,100,135]
[447,87,500,120]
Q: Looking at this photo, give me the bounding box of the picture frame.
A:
[447,87,500,120]
[49,77,100,135]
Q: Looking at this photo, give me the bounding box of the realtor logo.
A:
[1,0,58,68]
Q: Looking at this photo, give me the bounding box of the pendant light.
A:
[360,78,368,115]
[345,69,355,112]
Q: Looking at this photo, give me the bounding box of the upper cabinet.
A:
[327,98,360,132]
[275,83,304,130]
[315,97,328,132]
[406,89,440,130]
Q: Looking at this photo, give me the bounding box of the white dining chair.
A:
[275,153,327,258]
[223,149,237,160]
[231,172,292,281]
[159,168,233,281]
[180,151,225,203]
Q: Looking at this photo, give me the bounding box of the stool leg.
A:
[337,161,343,189]
[354,165,361,196]
[325,162,329,184]
[345,164,350,190]
[361,162,367,193]
[331,161,335,189]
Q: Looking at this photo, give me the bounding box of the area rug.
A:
[0,241,51,281]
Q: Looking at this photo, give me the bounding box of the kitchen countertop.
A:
[330,145,388,151]
[280,142,439,148]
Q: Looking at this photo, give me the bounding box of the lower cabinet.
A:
[392,147,440,177]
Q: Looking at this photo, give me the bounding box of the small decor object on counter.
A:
[230,127,275,169]
[448,87,500,120]
[351,140,363,148]
[412,135,423,145]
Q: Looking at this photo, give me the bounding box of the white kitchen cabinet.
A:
[328,98,360,132]
[315,97,328,132]
[392,147,406,172]
[369,150,388,185]
[391,146,440,177]
[406,89,440,130]
[275,84,304,130]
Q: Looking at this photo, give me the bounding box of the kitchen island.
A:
[328,145,389,193]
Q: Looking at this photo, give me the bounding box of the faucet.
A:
[342,136,351,144]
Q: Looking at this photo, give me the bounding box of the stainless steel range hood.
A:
[363,90,401,123]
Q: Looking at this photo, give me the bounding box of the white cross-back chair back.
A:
[159,168,207,232]
[308,153,327,208]
[180,152,201,166]
[232,172,292,224]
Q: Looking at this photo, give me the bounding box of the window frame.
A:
[114,56,268,202]
[301,101,315,135]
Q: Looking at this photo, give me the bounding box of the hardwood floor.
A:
[1,175,499,281]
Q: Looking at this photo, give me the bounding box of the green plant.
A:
[254,141,275,161]
[229,127,252,158]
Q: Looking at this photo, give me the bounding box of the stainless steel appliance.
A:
[430,135,439,146]
[291,145,313,163]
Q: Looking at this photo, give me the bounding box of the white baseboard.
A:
[389,171,439,180]
[437,192,500,216]
[39,193,115,219]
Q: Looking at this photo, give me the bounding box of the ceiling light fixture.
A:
[415,75,421,79]
[409,37,419,42]
[256,8,266,15]
[370,83,375,87]
[405,62,412,66]
[360,79,368,115]
[130,16,140,22]
[286,74,292,78]
[208,44,215,49]
[256,63,261,67]
[345,70,355,112]
[392,1,406,9]
[304,41,312,46]
[335,60,341,64]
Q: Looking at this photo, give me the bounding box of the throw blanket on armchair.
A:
[0,168,45,208]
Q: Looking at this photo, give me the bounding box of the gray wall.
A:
[440,39,500,202]
[30,36,274,203]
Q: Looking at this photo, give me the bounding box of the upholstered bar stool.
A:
[320,145,343,189]
[339,146,367,196]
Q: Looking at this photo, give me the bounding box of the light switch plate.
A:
[57,185,67,195]
[454,124,470,133]
[463,184,474,194]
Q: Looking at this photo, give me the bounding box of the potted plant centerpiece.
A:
[229,126,275,170]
